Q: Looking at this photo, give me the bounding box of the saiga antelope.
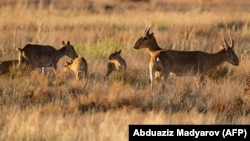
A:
[17,41,78,75]
[133,22,239,90]
[105,50,127,78]
[64,56,88,81]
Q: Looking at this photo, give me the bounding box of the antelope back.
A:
[108,50,122,60]
[16,44,41,65]
[16,44,56,66]
[64,57,87,72]
[75,57,87,71]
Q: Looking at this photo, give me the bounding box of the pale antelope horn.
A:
[144,21,152,34]
[144,21,149,33]
[148,21,151,28]
[228,30,234,48]
[221,29,229,48]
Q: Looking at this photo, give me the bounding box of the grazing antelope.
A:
[64,57,88,81]
[105,50,127,78]
[16,41,78,75]
[0,60,18,75]
[133,22,239,90]
[0,57,29,75]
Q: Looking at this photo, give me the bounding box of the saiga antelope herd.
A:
[0,22,240,90]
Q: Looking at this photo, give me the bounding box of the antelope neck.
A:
[54,46,67,61]
[147,45,162,57]
[203,51,228,68]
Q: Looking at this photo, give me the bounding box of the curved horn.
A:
[144,21,151,35]
[221,29,229,48]
[228,30,234,48]
[148,21,151,29]
[144,21,149,33]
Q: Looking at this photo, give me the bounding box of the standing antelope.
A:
[105,50,127,78]
[64,56,88,81]
[133,22,239,90]
[16,41,78,75]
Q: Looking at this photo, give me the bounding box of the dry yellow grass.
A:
[0,0,250,141]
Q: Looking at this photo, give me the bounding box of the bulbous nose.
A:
[133,37,143,49]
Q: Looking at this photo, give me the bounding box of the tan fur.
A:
[150,51,165,82]
[134,23,239,90]
[106,50,127,78]
[64,57,88,81]
[16,40,78,75]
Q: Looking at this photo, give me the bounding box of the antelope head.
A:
[133,21,160,51]
[108,50,122,60]
[63,60,73,71]
[220,30,239,66]
[62,40,78,59]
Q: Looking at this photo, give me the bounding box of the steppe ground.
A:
[0,0,250,140]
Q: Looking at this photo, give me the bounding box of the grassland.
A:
[0,0,250,140]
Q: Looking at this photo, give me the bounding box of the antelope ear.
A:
[118,50,121,54]
[67,41,71,45]
[62,41,65,45]
[150,33,154,36]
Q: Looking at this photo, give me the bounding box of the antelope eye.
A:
[143,37,148,40]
